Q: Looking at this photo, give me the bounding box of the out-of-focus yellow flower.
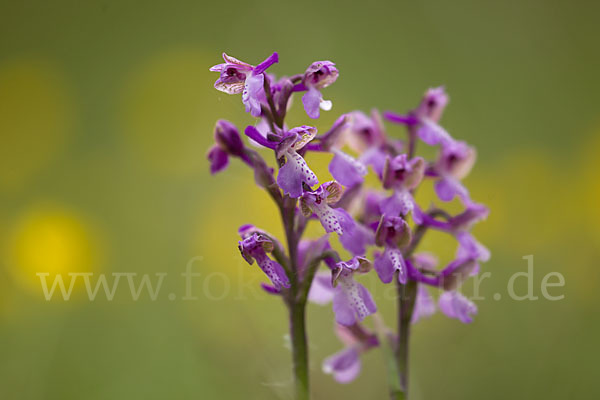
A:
[0,58,73,191]
[580,130,600,244]
[4,205,104,295]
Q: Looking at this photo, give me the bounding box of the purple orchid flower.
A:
[238,231,290,291]
[373,215,411,284]
[331,257,377,326]
[210,52,279,117]
[342,110,394,179]
[301,61,339,119]
[438,291,477,323]
[309,256,377,326]
[300,182,370,254]
[455,231,491,276]
[379,154,425,219]
[344,110,387,153]
[457,232,490,263]
[322,323,379,383]
[385,86,449,145]
[207,120,250,174]
[300,181,346,234]
[275,126,319,198]
[431,139,477,203]
[415,86,449,123]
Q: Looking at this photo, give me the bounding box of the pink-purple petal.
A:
[418,120,453,146]
[434,176,469,202]
[207,145,229,174]
[332,288,357,325]
[322,347,361,384]
[439,291,477,323]
[308,273,335,305]
[302,87,322,119]
[329,150,368,187]
[276,151,318,198]
[242,74,264,117]
[411,285,436,324]
[380,190,415,217]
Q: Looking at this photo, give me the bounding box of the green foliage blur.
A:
[1,0,599,399]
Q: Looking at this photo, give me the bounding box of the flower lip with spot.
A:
[330,257,377,326]
[373,246,408,284]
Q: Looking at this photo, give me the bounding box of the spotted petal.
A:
[276,151,318,198]
[332,271,377,326]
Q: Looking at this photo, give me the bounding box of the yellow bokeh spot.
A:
[0,58,73,190]
[4,205,103,293]
[580,129,600,242]
[120,49,216,176]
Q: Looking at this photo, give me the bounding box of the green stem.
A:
[390,112,421,399]
[279,197,310,400]
[289,300,309,400]
[395,278,417,398]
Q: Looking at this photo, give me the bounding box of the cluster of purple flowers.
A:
[207,52,489,393]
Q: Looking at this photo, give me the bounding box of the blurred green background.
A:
[1,0,599,399]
